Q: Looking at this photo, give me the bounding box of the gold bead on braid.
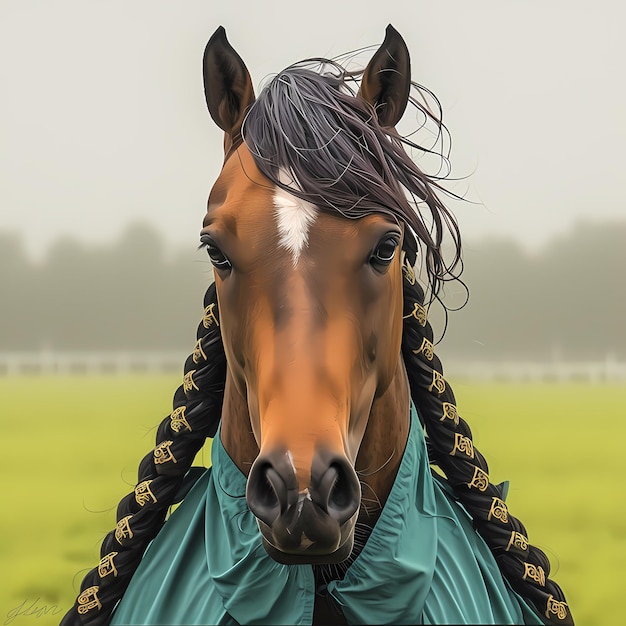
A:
[428,370,446,395]
[77,586,101,615]
[505,530,528,552]
[522,562,546,586]
[170,405,192,433]
[98,552,119,578]
[450,432,475,459]
[115,515,133,544]
[403,302,427,326]
[192,338,207,364]
[467,466,489,491]
[441,402,459,426]
[402,259,416,285]
[183,370,199,393]
[546,596,569,621]
[202,303,219,329]
[487,497,509,523]
[154,441,177,465]
[413,337,434,361]
[135,480,157,507]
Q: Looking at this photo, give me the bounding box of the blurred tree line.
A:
[0,223,211,352]
[1,219,624,360]
[434,219,626,361]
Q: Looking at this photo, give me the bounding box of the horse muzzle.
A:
[246,449,361,564]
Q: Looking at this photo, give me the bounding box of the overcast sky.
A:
[1,0,624,259]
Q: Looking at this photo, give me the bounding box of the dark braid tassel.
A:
[61,283,227,625]
[400,257,573,626]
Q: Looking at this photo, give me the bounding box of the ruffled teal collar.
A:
[112,403,541,625]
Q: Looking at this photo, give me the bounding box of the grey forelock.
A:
[241,59,463,299]
[242,65,401,220]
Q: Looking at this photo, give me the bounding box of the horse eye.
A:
[200,237,232,271]
[208,246,231,269]
[370,236,400,269]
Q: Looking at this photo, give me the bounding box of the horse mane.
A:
[61,52,572,626]
[242,59,463,302]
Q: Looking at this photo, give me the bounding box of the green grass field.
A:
[1,375,622,625]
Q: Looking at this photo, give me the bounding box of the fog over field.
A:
[1,219,625,364]
[2,2,624,371]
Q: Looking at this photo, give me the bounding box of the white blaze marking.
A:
[273,185,318,266]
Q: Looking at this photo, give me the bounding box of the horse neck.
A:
[219,356,411,527]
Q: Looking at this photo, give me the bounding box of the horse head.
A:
[201,25,413,563]
[61,26,573,626]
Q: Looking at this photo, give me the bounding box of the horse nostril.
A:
[314,458,361,525]
[248,452,360,528]
[246,461,287,527]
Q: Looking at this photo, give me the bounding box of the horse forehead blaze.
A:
[205,143,402,276]
[206,153,320,267]
[273,182,318,267]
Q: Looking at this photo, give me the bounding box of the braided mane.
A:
[62,51,572,626]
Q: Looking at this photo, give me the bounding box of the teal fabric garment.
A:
[111,404,543,625]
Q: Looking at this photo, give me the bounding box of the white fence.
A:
[0,351,188,376]
[1,351,626,381]
[442,358,626,382]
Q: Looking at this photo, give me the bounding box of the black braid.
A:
[61,282,227,625]
[400,257,573,626]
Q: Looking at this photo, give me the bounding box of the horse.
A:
[62,25,572,625]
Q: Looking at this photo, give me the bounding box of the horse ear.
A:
[359,25,411,128]
[203,26,255,147]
